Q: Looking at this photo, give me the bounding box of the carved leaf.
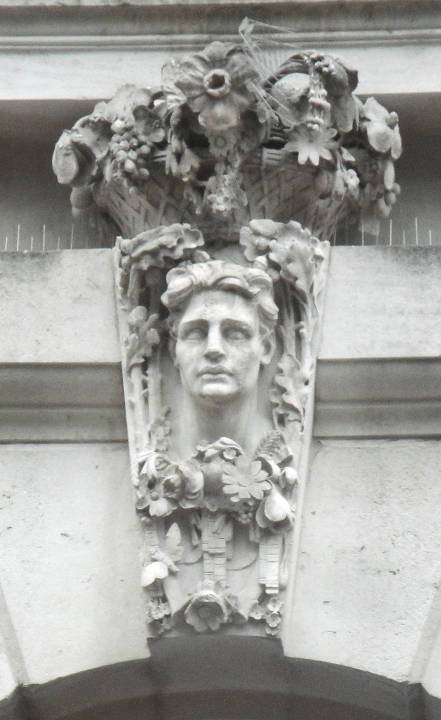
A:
[119,223,206,275]
[165,522,183,563]
[125,307,160,368]
[270,350,306,428]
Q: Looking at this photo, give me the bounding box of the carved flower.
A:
[285,124,337,166]
[248,595,284,636]
[147,599,171,621]
[164,460,204,509]
[360,97,402,159]
[248,602,266,621]
[222,456,271,503]
[146,599,173,635]
[136,458,176,518]
[184,580,237,632]
[174,42,260,133]
[137,452,205,516]
[136,453,175,516]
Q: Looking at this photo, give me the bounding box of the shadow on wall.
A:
[0,95,440,252]
[1,637,437,720]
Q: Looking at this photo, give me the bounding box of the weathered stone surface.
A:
[285,440,441,682]
[319,247,441,359]
[0,251,120,363]
[0,444,148,685]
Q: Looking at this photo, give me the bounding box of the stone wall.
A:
[0,246,440,717]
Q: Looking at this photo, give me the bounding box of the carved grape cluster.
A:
[232,502,255,525]
[109,119,153,185]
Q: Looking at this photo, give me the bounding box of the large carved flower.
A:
[164,460,204,510]
[222,456,271,503]
[136,484,175,518]
[137,453,204,517]
[174,42,260,133]
[184,580,239,632]
[285,123,337,166]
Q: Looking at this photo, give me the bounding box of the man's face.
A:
[174,289,274,406]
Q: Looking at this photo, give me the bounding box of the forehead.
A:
[178,289,258,326]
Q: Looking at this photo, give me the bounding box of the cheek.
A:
[232,344,263,372]
[175,342,200,371]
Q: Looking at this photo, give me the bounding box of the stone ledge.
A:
[314,358,441,438]
[0,363,126,442]
[0,2,440,98]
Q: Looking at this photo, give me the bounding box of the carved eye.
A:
[182,326,206,341]
[224,326,250,341]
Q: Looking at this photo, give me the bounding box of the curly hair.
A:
[161,260,278,343]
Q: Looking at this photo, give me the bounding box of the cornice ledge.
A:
[1,28,441,51]
[0,1,441,50]
[315,357,441,439]
[0,0,436,6]
[0,363,127,442]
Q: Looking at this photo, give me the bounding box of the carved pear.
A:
[264,487,291,523]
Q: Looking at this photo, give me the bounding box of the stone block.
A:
[0,443,148,685]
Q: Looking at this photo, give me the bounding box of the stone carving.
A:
[53,38,401,243]
[53,29,402,638]
[114,218,327,636]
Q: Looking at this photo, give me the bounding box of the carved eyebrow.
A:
[177,319,208,336]
[221,319,254,332]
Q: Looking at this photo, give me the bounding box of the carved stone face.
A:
[174,289,274,406]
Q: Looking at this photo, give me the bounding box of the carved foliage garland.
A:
[115,219,328,636]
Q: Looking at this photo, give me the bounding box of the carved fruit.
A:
[264,488,291,523]
[141,561,168,587]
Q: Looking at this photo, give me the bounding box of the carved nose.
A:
[204,327,225,360]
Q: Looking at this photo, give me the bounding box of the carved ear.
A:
[260,332,276,366]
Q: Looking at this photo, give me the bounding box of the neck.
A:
[173,389,266,457]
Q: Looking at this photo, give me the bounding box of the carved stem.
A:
[146,270,163,426]
[201,511,227,586]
